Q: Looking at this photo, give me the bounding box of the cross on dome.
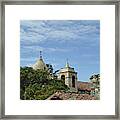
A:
[40,51,42,59]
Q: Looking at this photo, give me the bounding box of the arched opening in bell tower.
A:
[61,75,65,81]
[72,75,75,87]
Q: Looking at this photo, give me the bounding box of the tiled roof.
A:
[47,91,97,100]
[77,81,91,91]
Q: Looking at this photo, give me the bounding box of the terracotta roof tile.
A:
[77,81,91,91]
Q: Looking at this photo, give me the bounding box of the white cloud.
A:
[20,20,100,44]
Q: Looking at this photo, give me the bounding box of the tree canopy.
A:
[20,67,69,100]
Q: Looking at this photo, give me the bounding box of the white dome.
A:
[32,59,47,70]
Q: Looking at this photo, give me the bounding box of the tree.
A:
[20,67,69,100]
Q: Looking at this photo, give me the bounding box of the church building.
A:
[31,51,100,99]
[32,51,78,92]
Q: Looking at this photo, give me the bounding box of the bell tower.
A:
[58,60,78,92]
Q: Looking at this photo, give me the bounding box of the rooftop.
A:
[77,81,91,91]
[47,91,97,100]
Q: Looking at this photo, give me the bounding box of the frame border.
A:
[0,0,119,119]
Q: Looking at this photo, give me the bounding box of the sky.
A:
[20,20,100,82]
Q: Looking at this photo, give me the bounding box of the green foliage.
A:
[20,67,69,100]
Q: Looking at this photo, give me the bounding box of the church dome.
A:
[32,58,47,70]
[32,51,48,70]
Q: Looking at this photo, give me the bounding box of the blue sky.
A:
[20,20,100,82]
